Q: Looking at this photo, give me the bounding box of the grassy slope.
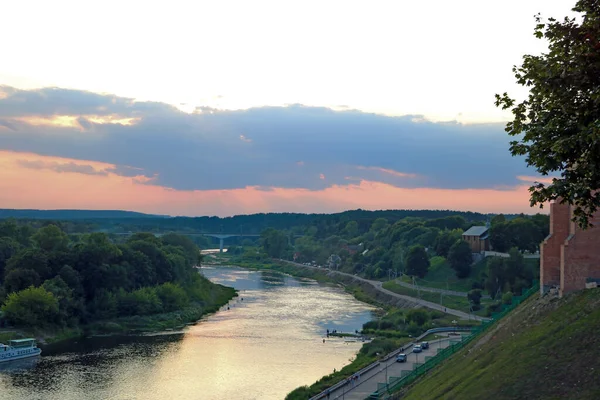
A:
[401,256,540,293]
[400,288,600,400]
[382,281,491,316]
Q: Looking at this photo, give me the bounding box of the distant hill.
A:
[0,209,168,220]
[401,288,600,400]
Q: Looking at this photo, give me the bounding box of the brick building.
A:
[462,226,491,253]
[540,200,600,297]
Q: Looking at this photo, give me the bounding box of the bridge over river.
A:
[110,231,261,252]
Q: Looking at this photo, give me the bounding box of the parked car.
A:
[421,341,429,349]
[413,344,422,353]
[396,353,407,363]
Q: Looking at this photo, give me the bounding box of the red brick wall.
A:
[560,209,600,296]
[541,201,571,291]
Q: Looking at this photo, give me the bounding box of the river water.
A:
[0,266,375,400]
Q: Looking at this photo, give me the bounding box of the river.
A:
[0,266,375,400]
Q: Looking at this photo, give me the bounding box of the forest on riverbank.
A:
[0,219,235,341]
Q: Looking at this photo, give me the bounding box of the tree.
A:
[4,268,41,294]
[406,309,429,326]
[433,230,461,258]
[1,286,59,328]
[0,237,19,278]
[495,1,600,228]
[4,249,50,280]
[447,240,473,278]
[467,289,482,310]
[260,228,289,258]
[405,245,430,278]
[32,224,69,253]
[491,214,506,226]
[485,257,507,298]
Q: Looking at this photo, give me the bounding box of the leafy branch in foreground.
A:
[495,0,600,228]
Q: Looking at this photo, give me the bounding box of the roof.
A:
[9,338,35,343]
[462,226,489,237]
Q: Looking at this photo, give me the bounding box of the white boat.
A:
[0,339,42,362]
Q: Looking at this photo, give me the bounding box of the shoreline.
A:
[2,284,237,346]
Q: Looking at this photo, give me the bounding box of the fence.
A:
[367,282,540,399]
[308,327,472,400]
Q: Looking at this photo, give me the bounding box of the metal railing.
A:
[308,327,472,400]
[367,282,540,399]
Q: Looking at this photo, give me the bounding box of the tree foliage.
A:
[405,245,430,278]
[495,1,600,228]
[0,222,224,329]
[1,286,59,327]
[447,240,473,278]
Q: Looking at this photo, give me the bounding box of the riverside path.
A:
[322,337,456,400]
[278,260,489,322]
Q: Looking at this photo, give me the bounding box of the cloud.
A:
[0,85,534,194]
[517,175,557,184]
[16,159,109,176]
[356,166,418,179]
[0,150,540,217]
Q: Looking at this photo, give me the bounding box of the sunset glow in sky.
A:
[0,0,574,216]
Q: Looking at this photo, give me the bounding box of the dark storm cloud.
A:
[0,86,531,191]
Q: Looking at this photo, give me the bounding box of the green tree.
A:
[489,222,511,253]
[370,218,389,232]
[433,229,462,258]
[0,237,20,278]
[4,268,41,294]
[260,228,289,258]
[406,309,429,326]
[485,257,507,298]
[155,282,189,312]
[447,240,472,278]
[467,289,482,310]
[495,1,600,228]
[505,247,525,285]
[491,214,506,226]
[1,286,59,328]
[32,224,69,253]
[343,221,359,238]
[405,245,430,278]
[5,249,50,280]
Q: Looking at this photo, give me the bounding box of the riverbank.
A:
[1,283,237,345]
[220,258,387,309]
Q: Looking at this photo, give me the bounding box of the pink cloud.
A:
[0,150,542,217]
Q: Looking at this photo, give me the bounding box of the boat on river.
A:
[0,339,41,362]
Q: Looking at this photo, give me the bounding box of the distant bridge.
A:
[110,231,261,252]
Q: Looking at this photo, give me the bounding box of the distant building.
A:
[540,200,600,297]
[462,226,491,253]
[341,243,363,255]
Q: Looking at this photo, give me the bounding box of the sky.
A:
[0,0,576,217]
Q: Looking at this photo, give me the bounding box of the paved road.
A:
[279,260,488,321]
[325,337,457,400]
[391,278,492,299]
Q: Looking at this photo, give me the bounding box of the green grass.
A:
[401,256,540,294]
[399,288,600,400]
[383,281,491,316]
[400,256,481,292]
